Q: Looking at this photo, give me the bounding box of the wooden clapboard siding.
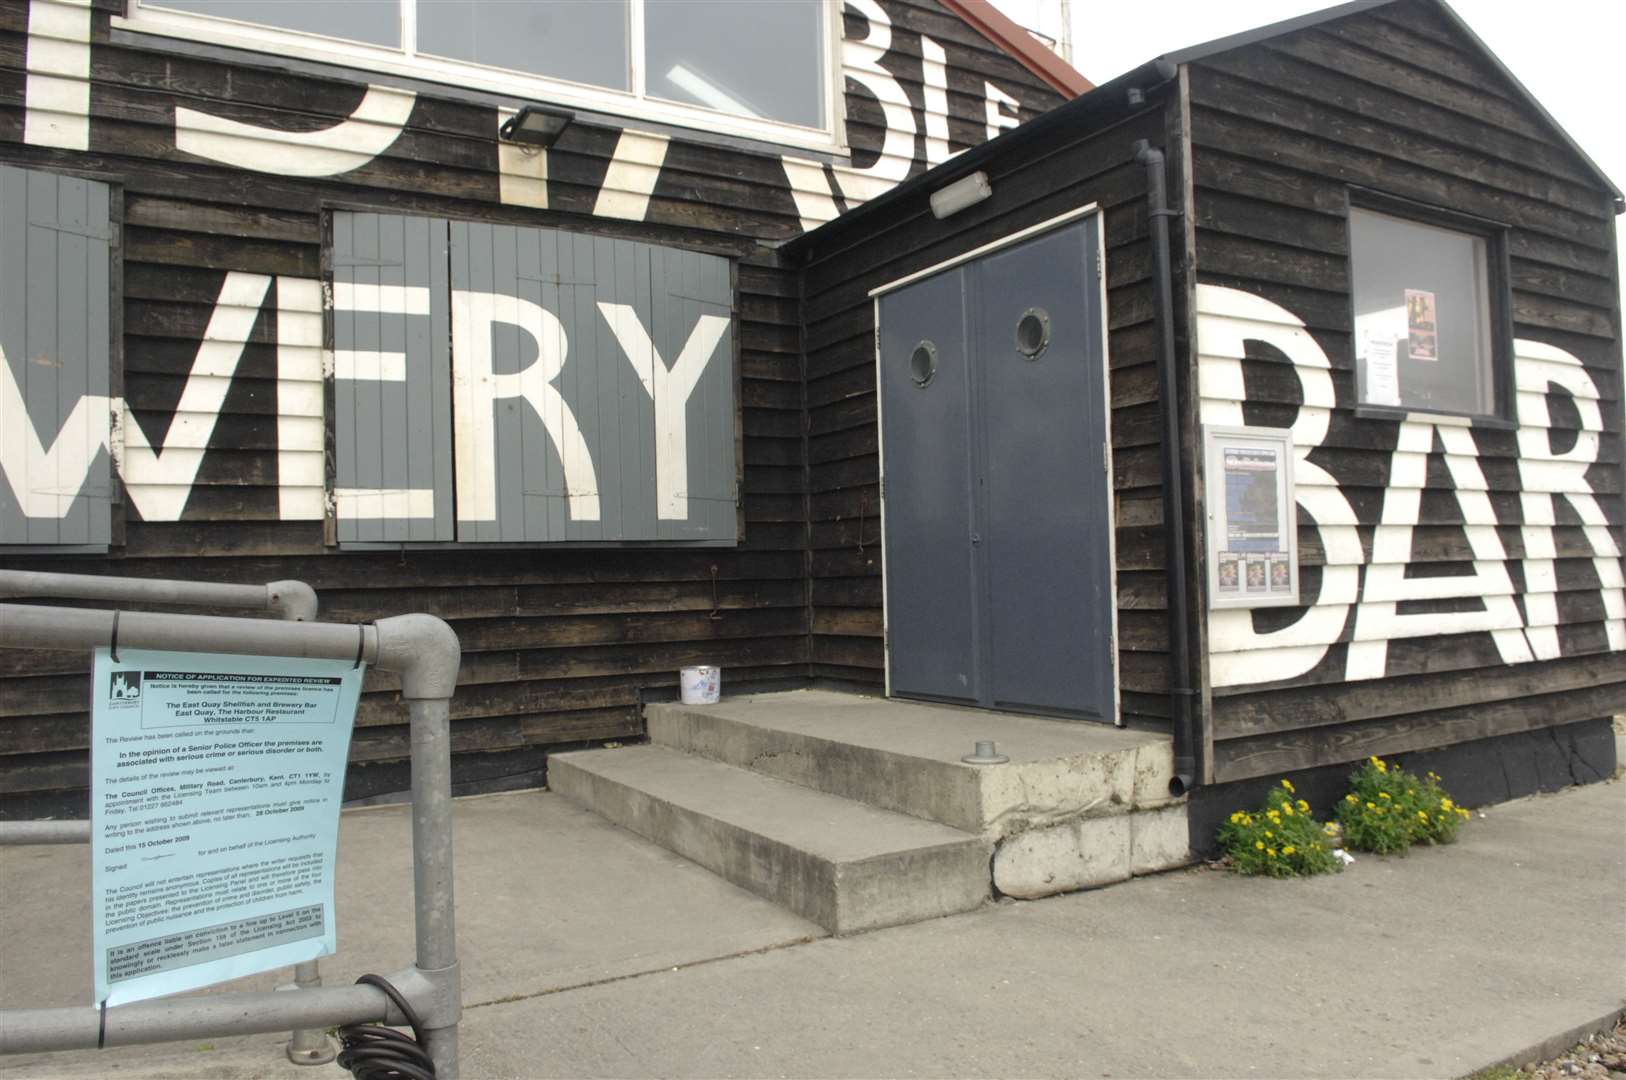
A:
[796,98,1180,727]
[0,0,1071,805]
[1186,0,1626,784]
[781,0,1063,230]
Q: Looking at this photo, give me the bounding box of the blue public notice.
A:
[90,648,363,1006]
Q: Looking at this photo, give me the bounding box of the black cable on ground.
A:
[335,974,437,1080]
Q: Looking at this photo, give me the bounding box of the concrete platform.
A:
[0,789,824,1079]
[557,691,1193,919]
[549,743,990,934]
[649,689,1179,834]
[2,780,1621,1079]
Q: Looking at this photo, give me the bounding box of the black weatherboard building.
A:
[789,0,1626,834]
[2,0,1622,853]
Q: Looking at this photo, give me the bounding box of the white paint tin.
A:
[679,665,721,705]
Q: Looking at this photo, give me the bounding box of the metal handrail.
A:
[0,569,318,623]
[0,569,332,1064]
[0,601,463,1079]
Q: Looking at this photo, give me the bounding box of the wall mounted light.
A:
[499,105,574,148]
[929,171,992,219]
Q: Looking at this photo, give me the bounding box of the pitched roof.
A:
[790,0,1621,258]
[1162,0,1621,206]
[938,0,1094,97]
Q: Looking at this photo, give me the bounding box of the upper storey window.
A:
[124,0,834,147]
[1348,198,1511,421]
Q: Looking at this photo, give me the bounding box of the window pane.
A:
[645,0,824,128]
[1350,207,1496,417]
[417,0,629,92]
[145,0,402,48]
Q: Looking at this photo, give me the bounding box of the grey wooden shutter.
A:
[447,222,735,543]
[330,211,454,542]
[650,241,734,541]
[0,165,114,546]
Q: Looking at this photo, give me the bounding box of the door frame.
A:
[868,204,1121,724]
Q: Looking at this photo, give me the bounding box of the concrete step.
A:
[549,744,990,935]
[647,689,1180,835]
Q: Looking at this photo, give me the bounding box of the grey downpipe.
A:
[1132,137,1197,797]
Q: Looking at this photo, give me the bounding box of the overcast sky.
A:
[990,0,1625,304]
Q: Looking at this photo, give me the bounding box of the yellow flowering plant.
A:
[1217,779,1341,878]
[1336,757,1470,855]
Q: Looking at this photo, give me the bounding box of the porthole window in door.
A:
[1015,307,1051,359]
[909,341,938,387]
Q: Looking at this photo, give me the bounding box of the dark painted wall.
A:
[794,91,1189,731]
[0,0,1067,813]
[1185,0,1626,783]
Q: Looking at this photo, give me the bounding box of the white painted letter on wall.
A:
[597,302,730,521]
[120,272,272,522]
[176,85,416,177]
[450,290,600,523]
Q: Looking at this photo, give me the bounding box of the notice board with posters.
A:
[1203,425,1299,610]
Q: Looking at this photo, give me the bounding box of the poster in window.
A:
[1245,555,1268,593]
[1361,331,1401,407]
[1205,426,1298,609]
[1269,554,1292,593]
[1406,287,1438,362]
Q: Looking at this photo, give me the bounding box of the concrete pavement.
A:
[3,778,1622,1078]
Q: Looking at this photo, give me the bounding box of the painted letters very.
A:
[4,238,733,541]
[5,0,1043,544]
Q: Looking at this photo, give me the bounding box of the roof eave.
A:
[937,0,1094,98]
[782,59,1177,261]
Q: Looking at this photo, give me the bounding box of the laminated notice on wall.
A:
[90,649,362,1006]
[1205,426,1299,609]
[1406,288,1438,361]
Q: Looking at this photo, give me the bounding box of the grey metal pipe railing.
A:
[0,569,332,1063]
[0,569,319,622]
[0,979,413,1053]
[0,603,462,1079]
[0,819,89,844]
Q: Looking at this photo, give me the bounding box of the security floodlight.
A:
[930,171,992,219]
[499,106,574,148]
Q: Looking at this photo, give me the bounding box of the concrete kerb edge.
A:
[1456,1004,1626,1079]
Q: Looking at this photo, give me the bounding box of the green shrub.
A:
[1218,779,1342,877]
[1335,756,1469,855]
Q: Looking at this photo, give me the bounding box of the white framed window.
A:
[118,0,841,152]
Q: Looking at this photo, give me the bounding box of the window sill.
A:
[1353,404,1518,431]
[334,538,739,552]
[111,15,845,159]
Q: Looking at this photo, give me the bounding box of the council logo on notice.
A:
[109,670,143,703]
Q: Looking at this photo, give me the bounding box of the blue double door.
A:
[877,216,1115,722]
